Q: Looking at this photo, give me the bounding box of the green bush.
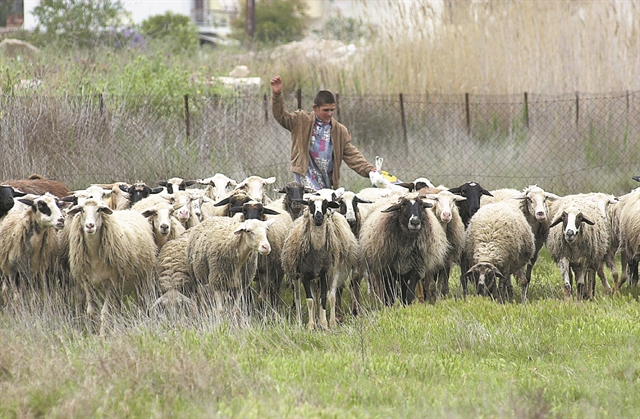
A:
[139,12,199,53]
[230,0,307,45]
[31,0,128,49]
[313,15,369,43]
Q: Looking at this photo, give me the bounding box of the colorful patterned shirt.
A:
[295,117,334,190]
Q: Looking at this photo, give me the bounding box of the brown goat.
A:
[2,174,70,198]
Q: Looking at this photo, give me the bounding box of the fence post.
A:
[399,93,408,147]
[336,93,340,121]
[263,93,268,122]
[575,91,579,127]
[524,92,529,129]
[465,92,471,135]
[184,94,190,142]
[296,88,302,110]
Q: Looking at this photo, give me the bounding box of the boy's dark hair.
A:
[314,90,336,107]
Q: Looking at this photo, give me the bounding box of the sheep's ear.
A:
[549,213,565,228]
[184,180,197,187]
[448,186,461,194]
[157,181,168,187]
[214,196,232,207]
[18,198,35,208]
[141,209,156,218]
[276,187,287,194]
[545,192,561,200]
[354,196,373,204]
[632,175,640,183]
[396,182,415,191]
[327,201,341,209]
[580,214,596,226]
[67,205,83,216]
[492,266,505,279]
[99,206,113,215]
[421,201,434,209]
[303,187,315,194]
[453,195,467,202]
[263,208,280,216]
[265,218,276,228]
[381,202,403,213]
[481,188,494,197]
[150,187,164,194]
[510,193,527,200]
[265,177,276,185]
[119,184,130,193]
[375,156,383,171]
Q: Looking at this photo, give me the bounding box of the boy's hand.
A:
[270,76,283,95]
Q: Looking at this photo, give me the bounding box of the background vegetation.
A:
[1,2,640,417]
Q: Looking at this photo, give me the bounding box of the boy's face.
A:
[313,103,336,124]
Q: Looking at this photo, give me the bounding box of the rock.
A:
[229,65,250,78]
[0,38,40,58]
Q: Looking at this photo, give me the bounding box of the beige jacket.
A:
[272,92,375,188]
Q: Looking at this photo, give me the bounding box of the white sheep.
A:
[614,189,640,290]
[359,192,449,306]
[197,173,238,202]
[0,193,65,302]
[281,194,359,329]
[546,199,609,300]
[234,175,276,204]
[186,216,275,315]
[464,201,535,302]
[137,201,186,251]
[482,185,560,301]
[65,199,157,335]
[153,230,195,311]
[422,189,466,299]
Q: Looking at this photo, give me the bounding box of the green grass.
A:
[1,250,639,418]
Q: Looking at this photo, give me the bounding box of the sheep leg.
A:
[318,271,330,330]
[596,262,612,296]
[401,271,421,306]
[328,270,339,328]
[99,292,111,337]
[350,269,362,316]
[617,252,628,291]
[292,277,302,326]
[559,258,572,299]
[301,276,315,330]
[460,253,469,298]
[575,268,588,301]
[422,274,437,305]
[630,259,639,287]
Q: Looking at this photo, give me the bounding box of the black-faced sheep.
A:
[186,217,275,315]
[271,181,312,220]
[281,194,359,329]
[0,193,65,302]
[463,202,535,302]
[157,177,197,194]
[359,193,449,306]
[2,174,71,199]
[546,200,609,300]
[65,199,157,335]
[0,185,26,219]
[119,181,164,206]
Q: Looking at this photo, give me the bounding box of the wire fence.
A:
[1,90,639,197]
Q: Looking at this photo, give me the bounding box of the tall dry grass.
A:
[266,0,640,95]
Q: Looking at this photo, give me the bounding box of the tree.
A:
[32,0,128,48]
[139,12,199,53]
[231,0,307,44]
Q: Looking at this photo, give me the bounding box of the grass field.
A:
[1,249,639,418]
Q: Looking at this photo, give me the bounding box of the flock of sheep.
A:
[1,162,639,334]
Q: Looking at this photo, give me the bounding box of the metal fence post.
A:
[296,88,302,110]
[263,93,268,122]
[465,92,471,135]
[184,94,190,142]
[575,91,579,127]
[399,93,408,147]
[524,92,529,129]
